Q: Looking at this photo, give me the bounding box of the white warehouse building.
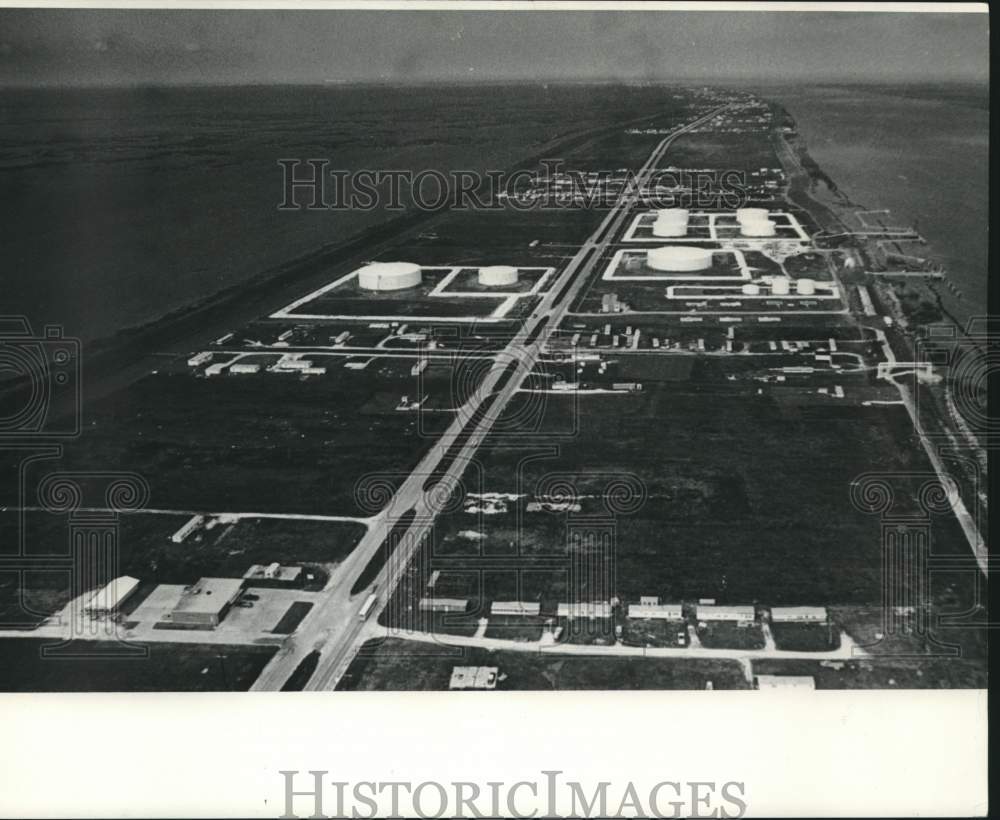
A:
[771,606,828,623]
[357,261,423,291]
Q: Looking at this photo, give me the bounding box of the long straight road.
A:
[251,103,731,692]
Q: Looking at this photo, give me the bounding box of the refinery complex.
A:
[2,86,987,693]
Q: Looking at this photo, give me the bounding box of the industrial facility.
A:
[770,606,828,623]
[357,261,423,291]
[696,605,756,625]
[418,597,469,613]
[557,601,612,619]
[478,265,519,287]
[84,575,141,618]
[242,563,305,587]
[490,601,542,616]
[627,602,683,620]
[646,246,713,272]
[168,577,244,628]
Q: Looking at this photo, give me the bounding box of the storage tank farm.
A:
[478,265,519,287]
[358,261,423,291]
[652,208,690,238]
[796,278,816,296]
[770,278,791,296]
[647,246,713,272]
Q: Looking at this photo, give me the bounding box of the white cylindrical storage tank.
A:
[736,208,769,224]
[478,265,519,287]
[796,278,816,295]
[652,219,688,237]
[652,208,689,237]
[741,283,761,296]
[656,208,689,222]
[358,261,422,291]
[740,219,776,237]
[646,246,713,272]
[770,278,791,296]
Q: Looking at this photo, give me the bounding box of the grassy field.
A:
[339,638,750,690]
[0,369,448,517]
[434,387,978,609]
[697,623,766,650]
[271,601,314,635]
[0,640,275,691]
[770,622,840,651]
[751,657,986,689]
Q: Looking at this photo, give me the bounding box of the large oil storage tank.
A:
[741,283,761,296]
[652,208,689,238]
[358,261,422,291]
[657,208,689,222]
[736,208,769,224]
[740,219,776,237]
[796,278,816,295]
[646,246,713,272]
[478,265,519,287]
[770,278,791,296]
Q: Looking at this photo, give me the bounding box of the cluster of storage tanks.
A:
[357,262,520,291]
[650,207,779,238]
[756,276,815,296]
[736,208,776,237]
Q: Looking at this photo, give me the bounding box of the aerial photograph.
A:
[0,5,989,698]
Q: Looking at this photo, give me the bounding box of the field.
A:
[751,657,986,689]
[338,638,750,690]
[0,369,449,517]
[395,383,983,627]
[0,639,275,691]
[770,622,840,651]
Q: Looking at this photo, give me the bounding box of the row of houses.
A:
[418,596,827,624]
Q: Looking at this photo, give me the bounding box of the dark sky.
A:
[0,8,988,86]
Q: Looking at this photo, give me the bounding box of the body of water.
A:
[767,83,988,327]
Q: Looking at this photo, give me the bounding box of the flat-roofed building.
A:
[639,595,660,606]
[242,564,304,586]
[419,597,468,613]
[490,601,541,617]
[696,605,755,624]
[755,675,816,690]
[770,606,827,623]
[170,515,204,544]
[628,603,683,620]
[84,575,141,618]
[169,577,244,627]
[557,601,612,619]
[449,666,498,690]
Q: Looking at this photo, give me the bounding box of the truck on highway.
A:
[358,593,378,621]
